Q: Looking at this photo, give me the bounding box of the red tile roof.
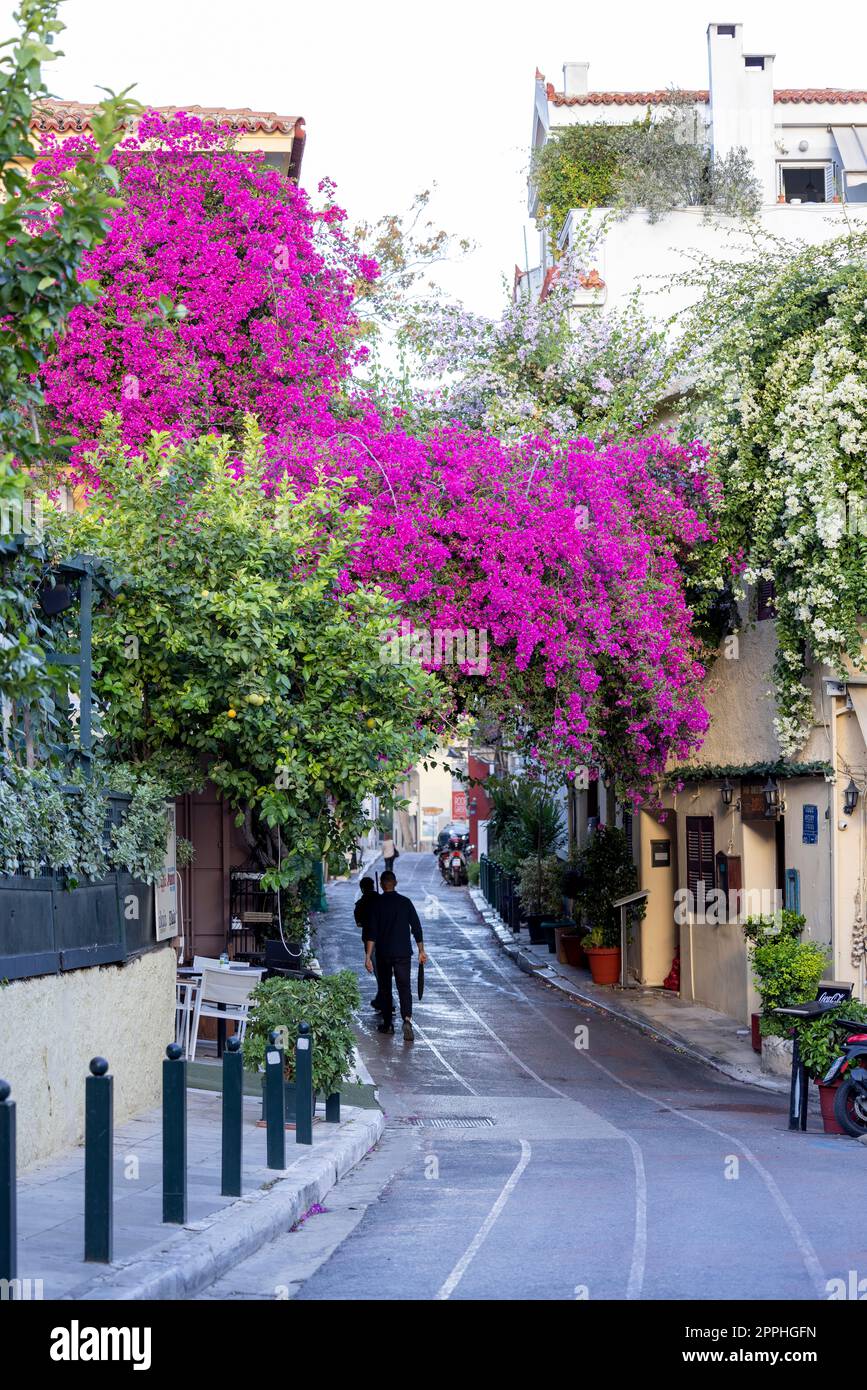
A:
[544,82,867,108]
[31,99,305,138]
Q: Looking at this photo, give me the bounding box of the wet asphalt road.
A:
[203,852,867,1302]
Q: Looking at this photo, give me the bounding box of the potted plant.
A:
[795,1001,867,1133]
[573,825,641,986]
[245,970,361,1120]
[744,914,827,1076]
[743,911,806,1058]
[515,854,564,946]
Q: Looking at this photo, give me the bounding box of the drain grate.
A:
[395,1115,496,1129]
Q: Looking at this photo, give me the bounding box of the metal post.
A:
[0,1081,16,1286]
[84,1057,112,1262]
[325,1092,340,1124]
[162,1043,187,1224]
[264,1030,286,1169]
[221,1036,243,1197]
[295,1022,313,1146]
[789,1032,809,1131]
[78,570,93,776]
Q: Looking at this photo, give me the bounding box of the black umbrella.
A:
[417,960,425,1000]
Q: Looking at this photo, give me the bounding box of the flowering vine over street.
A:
[33,110,717,801]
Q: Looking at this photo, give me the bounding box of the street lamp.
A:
[763,775,781,818]
[844,779,860,816]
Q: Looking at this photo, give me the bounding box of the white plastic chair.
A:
[175,979,197,1056]
[187,966,264,1060]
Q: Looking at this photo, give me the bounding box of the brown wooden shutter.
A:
[757,578,776,621]
[686,816,715,899]
[725,854,742,919]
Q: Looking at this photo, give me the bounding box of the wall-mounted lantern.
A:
[844,779,859,816]
[763,775,781,818]
[720,777,734,808]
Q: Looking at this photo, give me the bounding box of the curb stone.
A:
[469,889,790,1095]
[63,1107,384,1301]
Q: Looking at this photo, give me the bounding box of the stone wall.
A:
[0,944,176,1170]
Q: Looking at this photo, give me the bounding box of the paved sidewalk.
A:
[15,1080,382,1301]
[469,888,790,1095]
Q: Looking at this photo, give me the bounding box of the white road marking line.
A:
[434,1139,532,1300]
[412,1019,479,1096]
[443,900,827,1299]
[424,937,646,1299]
[624,1135,648,1301]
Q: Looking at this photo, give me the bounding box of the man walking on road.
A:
[365,870,426,1041]
[381,833,398,873]
[354,876,384,1011]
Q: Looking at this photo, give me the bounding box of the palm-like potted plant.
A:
[515,854,564,948]
[573,825,639,985]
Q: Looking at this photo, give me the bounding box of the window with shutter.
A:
[757,578,776,620]
[686,816,715,903]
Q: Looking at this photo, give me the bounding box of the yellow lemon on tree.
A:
[365,717,376,729]
[227,708,237,719]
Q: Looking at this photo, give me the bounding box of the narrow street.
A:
[199,853,867,1302]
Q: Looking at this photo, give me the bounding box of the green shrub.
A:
[742,910,805,945]
[467,859,481,886]
[244,971,361,1097]
[749,935,828,1037]
[795,1001,867,1080]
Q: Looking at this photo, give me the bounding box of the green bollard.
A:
[221,1036,244,1197]
[84,1058,113,1263]
[295,1022,313,1146]
[0,1080,16,1287]
[162,1043,187,1224]
[325,1092,340,1124]
[264,1030,286,1169]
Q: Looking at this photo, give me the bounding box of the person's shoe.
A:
[402,1017,414,1042]
[377,1019,395,1034]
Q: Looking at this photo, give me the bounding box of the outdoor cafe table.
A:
[177,962,260,1057]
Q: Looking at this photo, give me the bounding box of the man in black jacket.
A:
[364,871,426,1041]
[354,877,384,1010]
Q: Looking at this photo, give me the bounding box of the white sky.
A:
[6,0,867,316]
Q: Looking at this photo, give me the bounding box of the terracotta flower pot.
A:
[561,933,587,968]
[585,945,621,986]
[818,1080,845,1134]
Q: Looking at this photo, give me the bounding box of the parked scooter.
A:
[823,1016,867,1136]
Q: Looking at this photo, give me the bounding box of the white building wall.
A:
[560,203,867,326]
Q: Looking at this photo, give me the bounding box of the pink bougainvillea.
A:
[36,112,369,477]
[36,111,715,796]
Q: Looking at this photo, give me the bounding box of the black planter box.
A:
[0,873,155,981]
